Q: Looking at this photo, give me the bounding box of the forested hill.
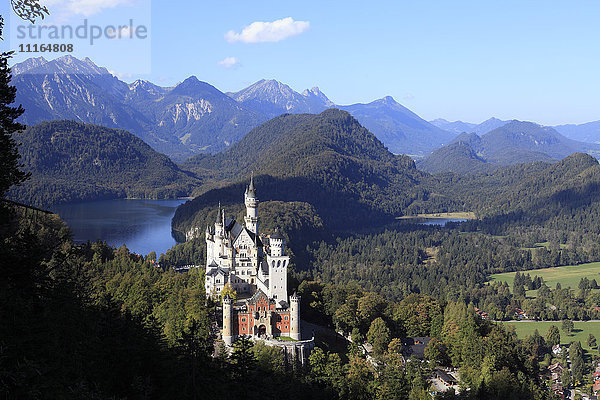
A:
[8,120,200,207]
[174,109,456,235]
[438,153,600,232]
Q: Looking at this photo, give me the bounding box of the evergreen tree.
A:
[587,334,597,349]
[229,336,256,380]
[569,341,584,383]
[561,369,572,388]
[367,317,391,357]
[0,1,47,199]
[562,319,574,335]
[0,20,28,199]
[546,325,560,347]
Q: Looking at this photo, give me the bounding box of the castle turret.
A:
[214,207,223,258]
[222,296,233,346]
[267,229,288,300]
[270,229,284,257]
[244,176,258,235]
[290,293,300,340]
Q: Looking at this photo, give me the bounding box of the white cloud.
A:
[107,25,133,38]
[108,69,132,79]
[404,93,415,101]
[43,0,137,17]
[225,17,310,44]
[217,57,240,69]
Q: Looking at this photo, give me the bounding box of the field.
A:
[490,262,600,293]
[397,212,476,220]
[502,320,600,353]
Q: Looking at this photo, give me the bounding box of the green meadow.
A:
[490,262,600,294]
[502,320,600,353]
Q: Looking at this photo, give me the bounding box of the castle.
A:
[204,178,301,345]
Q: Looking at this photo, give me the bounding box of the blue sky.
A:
[1,0,599,125]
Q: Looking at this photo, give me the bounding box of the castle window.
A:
[285,316,288,320]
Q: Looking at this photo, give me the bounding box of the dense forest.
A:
[169,135,600,326]
[2,204,560,399]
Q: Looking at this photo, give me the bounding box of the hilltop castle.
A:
[204,178,301,345]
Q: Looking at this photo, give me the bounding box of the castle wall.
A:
[234,308,291,337]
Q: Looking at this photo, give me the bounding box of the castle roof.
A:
[247,289,270,304]
[215,204,222,225]
[206,266,229,277]
[270,230,284,240]
[247,176,256,197]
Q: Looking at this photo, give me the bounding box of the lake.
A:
[51,198,188,256]
[419,218,468,226]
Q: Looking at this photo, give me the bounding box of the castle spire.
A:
[215,202,222,225]
[244,175,259,235]
[247,173,256,198]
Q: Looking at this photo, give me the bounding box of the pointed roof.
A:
[215,203,222,225]
[246,175,256,198]
[270,229,284,240]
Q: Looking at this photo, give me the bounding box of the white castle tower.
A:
[290,292,301,340]
[244,176,258,235]
[222,295,233,346]
[266,229,289,301]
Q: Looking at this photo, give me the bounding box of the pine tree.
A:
[0,19,28,199]
[0,1,47,201]
[546,325,560,347]
[367,317,390,357]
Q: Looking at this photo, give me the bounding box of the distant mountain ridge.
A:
[12,56,464,160]
[419,120,600,174]
[13,56,265,161]
[229,80,452,155]
[336,96,455,156]
[554,121,600,144]
[228,79,334,118]
[432,117,600,145]
[430,117,509,135]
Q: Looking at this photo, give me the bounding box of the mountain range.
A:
[432,117,600,145]
[12,56,456,160]
[13,56,600,165]
[419,121,600,174]
[12,56,265,161]
[430,117,509,135]
[554,121,600,144]
[227,79,334,118]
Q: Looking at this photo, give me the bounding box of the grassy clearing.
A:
[276,336,297,341]
[502,320,600,353]
[490,262,600,291]
[397,212,476,220]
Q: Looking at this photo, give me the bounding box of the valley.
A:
[5,45,600,400]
